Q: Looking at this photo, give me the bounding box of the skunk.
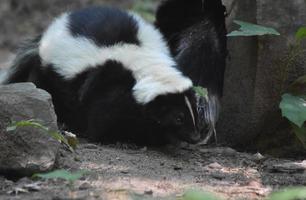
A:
[0,6,201,145]
[155,0,227,143]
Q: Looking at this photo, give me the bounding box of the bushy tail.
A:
[155,0,226,46]
[1,36,41,84]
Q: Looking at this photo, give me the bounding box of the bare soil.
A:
[1,141,305,200]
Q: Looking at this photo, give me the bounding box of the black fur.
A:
[2,36,41,84]
[155,0,227,96]
[3,6,201,145]
[69,7,140,46]
[82,61,199,144]
[155,0,227,142]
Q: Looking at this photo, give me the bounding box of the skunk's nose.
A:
[188,132,201,144]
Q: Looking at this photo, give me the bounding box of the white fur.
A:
[39,12,192,104]
[184,96,196,127]
[198,94,220,144]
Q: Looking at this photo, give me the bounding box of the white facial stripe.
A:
[39,12,192,104]
[184,96,196,127]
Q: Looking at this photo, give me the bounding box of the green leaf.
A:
[181,190,221,200]
[267,187,306,200]
[49,131,74,152]
[280,94,306,127]
[6,125,17,132]
[295,27,306,41]
[6,119,77,151]
[33,170,87,182]
[227,20,280,37]
[291,123,306,149]
[287,75,306,96]
[193,86,208,99]
[6,119,49,132]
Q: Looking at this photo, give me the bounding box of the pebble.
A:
[79,182,92,190]
[207,162,223,170]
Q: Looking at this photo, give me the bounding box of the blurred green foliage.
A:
[33,170,88,184]
[267,187,306,200]
[227,20,280,37]
[279,27,306,148]
[131,0,156,22]
[6,119,77,151]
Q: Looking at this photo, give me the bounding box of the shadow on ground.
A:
[1,141,305,200]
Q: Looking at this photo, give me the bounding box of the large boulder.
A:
[0,83,60,178]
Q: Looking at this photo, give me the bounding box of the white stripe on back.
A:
[39,12,192,104]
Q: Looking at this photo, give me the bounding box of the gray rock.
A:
[266,161,306,174]
[0,83,60,177]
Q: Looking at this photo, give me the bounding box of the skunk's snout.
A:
[189,131,201,144]
[197,94,220,144]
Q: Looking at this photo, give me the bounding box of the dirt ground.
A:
[0,48,306,200]
[1,141,306,200]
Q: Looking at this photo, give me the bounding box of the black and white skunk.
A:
[155,0,227,143]
[0,6,201,145]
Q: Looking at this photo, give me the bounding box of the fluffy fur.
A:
[2,6,200,145]
[155,0,227,143]
[39,9,192,104]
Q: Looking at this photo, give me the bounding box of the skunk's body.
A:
[1,7,201,145]
[155,0,227,142]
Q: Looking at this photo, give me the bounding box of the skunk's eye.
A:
[176,117,183,124]
[175,114,184,125]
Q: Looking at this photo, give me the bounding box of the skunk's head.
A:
[155,0,227,144]
[144,88,200,144]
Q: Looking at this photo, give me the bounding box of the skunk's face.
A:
[144,89,201,144]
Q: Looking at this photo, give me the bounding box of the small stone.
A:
[207,162,222,170]
[253,152,265,161]
[79,182,92,190]
[211,172,226,180]
[221,147,237,156]
[120,170,129,174]
[173,166,183,171]
[82,144,99,150]
[267,161,306,173]
[199,148,211,154]
[140,146,147,151]
[144,190,153,195]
